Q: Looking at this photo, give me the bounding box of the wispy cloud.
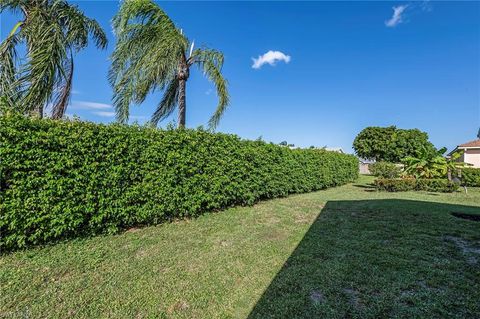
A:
[252,50,291,69]
[71,90,81,95]
[205,89,213,95]
[70,100,112,110]
[385,5,408,27]
[92,111,115,117]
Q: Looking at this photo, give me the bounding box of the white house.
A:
[449,139,480,168]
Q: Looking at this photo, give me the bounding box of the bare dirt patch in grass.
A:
[444,235,480,264]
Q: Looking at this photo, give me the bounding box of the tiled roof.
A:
[458,139,480,148]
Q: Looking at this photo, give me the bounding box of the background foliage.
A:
[462,168,480,187]
[374,178,459,192]
[368,162,402,179]
[353,126,436,162]
[0,116,358,250]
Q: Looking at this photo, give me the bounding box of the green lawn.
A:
[1,175,479,318]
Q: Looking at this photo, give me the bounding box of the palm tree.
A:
[0,0,107,119]
[402,146,468,179]
[109,0,229,128]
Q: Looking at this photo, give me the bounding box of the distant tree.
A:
[309,145,315,149]
[279,141,288,146]
[353,126,436,162]
[477,128,480,139]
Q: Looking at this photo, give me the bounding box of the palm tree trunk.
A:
[178,78,186,128]
[36,105,43,119]
[52,56,74,119]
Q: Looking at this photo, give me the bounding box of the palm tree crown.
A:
[0,0,107,118]
[109,0,229,128]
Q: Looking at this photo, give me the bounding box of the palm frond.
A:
[191,48,229,129]
[18,13,68,113]
[53,1,107,51]
[150,78,179,126]
[0,30,22,108]
[110,0,186,123]
[112,0,181,38]
[1,0,107,117]
[111,76,135,123]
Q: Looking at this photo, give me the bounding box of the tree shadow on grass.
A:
[248,199,480,319]
[352,184,377,192]
[352,184,376,189]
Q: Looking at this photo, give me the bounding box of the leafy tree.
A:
[0,0,107,118]
[109,0,229,128]
[353,126,436,162]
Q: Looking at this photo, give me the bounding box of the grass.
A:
[1,175,479,318]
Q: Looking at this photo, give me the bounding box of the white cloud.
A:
[252,50,291,69]
[92,111,115,117]
[385,5,408,27]
[70,100,112,110]
[205,89,213,95]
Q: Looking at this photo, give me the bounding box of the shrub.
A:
[368,162,402,178]
[374,178,416,192]
[415,179,459,192]
[374,178,458,192]
[0,116,358,250]
[462,168,480,187]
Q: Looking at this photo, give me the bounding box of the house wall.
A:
[464,149,480,168]
[359,163,370,174]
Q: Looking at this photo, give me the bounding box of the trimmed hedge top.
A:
[0,116,358,250]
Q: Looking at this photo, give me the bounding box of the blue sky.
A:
[1,1,479,153]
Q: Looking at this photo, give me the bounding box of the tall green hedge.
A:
[0,116,358,250]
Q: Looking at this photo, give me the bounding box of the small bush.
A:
[462,168,480,187]
[374,178,416,192]
[415,179,459,192]
[0,116,358,250]
[375,178,458,192]
[368,162,402,178]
